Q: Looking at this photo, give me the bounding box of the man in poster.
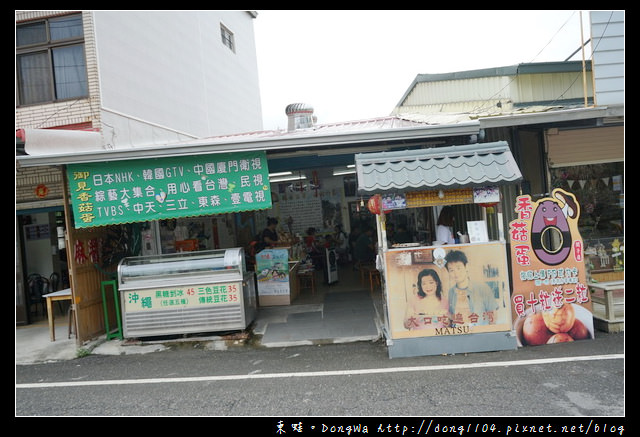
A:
[445,250,499,326]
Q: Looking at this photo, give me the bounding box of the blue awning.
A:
[355,141,522,194]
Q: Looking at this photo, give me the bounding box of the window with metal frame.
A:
[220,23,235,52]
[16,13,88,106]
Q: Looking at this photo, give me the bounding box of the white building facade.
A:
[16,11,263,146]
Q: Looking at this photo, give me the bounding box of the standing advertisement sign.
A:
[509,188,594,346]
[255,248,290,296]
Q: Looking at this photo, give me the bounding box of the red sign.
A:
[35,184,48,198]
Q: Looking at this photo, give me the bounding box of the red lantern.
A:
[478,202,498,213]
[367,195,381,215]
[367,194,390,215]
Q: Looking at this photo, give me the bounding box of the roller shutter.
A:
[546,126,623,167]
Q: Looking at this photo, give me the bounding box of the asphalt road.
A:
[16,331,625,427]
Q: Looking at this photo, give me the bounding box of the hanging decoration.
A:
[478,202,498,209]
[367,194,390,215]
[367,194,381,215]
[312,170,320,197]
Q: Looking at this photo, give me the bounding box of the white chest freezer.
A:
[117,248,256,338]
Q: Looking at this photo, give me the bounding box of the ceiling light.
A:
[332,168,356,176]
[270,174,307,182]
[268,171,292,177]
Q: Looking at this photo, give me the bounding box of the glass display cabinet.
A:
[117,248,256,338]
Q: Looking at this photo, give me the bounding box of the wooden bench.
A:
[297,270,316,295]
[589,280,624,333]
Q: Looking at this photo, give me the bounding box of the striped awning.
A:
[355,141,522,193]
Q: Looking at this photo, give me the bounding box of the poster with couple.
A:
[385,242,512,339]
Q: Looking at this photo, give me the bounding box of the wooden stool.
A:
[298,270,316,295]
[368,269,381,294]
[359,263,376,287]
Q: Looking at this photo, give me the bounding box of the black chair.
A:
[49,272,60,292]
[49,272,67,313]
[27,274,49,317]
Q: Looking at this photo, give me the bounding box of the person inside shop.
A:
[257,217,279,252]
[436,206,456,244]
[354,226,376,266]
[333,224,349,265]
[323,234,336,249]
[305,227,324,269]
[393,224,412,244]
[403,268,450,330]
[348,225,361,263]
[444,249,499,326]
[385,223,395,246]
[333,224,348,250]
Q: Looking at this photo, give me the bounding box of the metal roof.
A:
[16,116,480,167]
[395,61,592,109]
[15,105,622,169]
[355,141,522,193]
[413,62,591,84]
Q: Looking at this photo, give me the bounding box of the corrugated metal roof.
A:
[16,116,440,158]
[355,141,522,193]
[395,61,592,109]
[16,116,481,167]
[16,104,620,169]
[395,105,570,123]
[178,115,441,143]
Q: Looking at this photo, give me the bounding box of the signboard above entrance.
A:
[67,151,271,228]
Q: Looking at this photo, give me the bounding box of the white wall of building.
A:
[93,11,263,145]
[591,11,625,106]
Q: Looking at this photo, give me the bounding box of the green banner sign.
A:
[67,151,271,228]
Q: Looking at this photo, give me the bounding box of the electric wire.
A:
[467,11,591,116]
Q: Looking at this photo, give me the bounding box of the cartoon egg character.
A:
[530,191,577,266]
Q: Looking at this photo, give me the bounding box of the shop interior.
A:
[17,209,70,326]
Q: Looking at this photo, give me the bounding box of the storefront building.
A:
[17,115,485,344]
[17,11,622,356]
[17,91,623,349]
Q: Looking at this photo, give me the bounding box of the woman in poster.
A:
[403,268,450,330]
